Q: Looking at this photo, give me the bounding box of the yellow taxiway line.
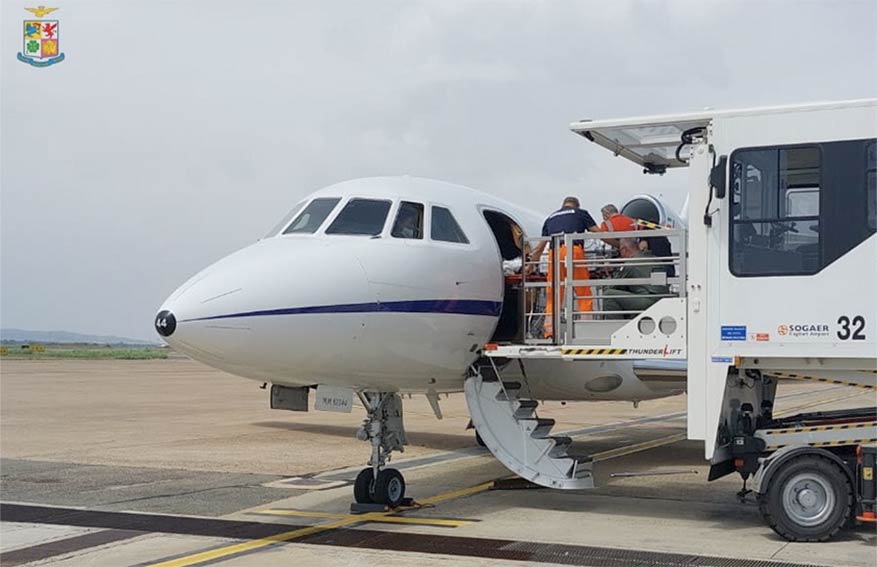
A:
[145,517,357,567]
[417,480,496,506]
[146,483,495,567]
[145,445,659,567]
[147,388,871,567]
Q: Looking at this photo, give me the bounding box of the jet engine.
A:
[621,194,685,228]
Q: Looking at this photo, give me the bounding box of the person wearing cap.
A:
[528,197,599,338]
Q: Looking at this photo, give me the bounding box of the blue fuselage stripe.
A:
[180,299,502,323]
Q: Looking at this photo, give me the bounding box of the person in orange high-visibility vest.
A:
[528,197,600,338]
[598,204,636,248]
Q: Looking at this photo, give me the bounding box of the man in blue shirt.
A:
[529,197,599,338]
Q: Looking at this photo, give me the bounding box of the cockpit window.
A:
[326,198,391,235]
[391,201,424,239]
[431,206,469,244]
[264,201,305,238]
[283,198,340,234]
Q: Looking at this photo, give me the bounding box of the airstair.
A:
[464,360,594,489]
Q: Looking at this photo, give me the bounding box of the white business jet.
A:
[155,176,685,506]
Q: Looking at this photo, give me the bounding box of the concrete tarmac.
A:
[1,359,875,566]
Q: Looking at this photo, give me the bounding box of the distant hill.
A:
[1,328,159,346]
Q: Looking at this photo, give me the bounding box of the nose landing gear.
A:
[353,392,408,508]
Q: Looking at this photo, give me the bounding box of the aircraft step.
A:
[548,435,573,457]
[520,417,556,438]
[514,399,539,418]
[464,367,594,490]
[496,381,522,400]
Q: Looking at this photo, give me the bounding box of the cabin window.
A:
[431,206,469,244]
[326,198,392,235]
[391,201,424,239]
[730,138,876,277]
[284,198,340,234]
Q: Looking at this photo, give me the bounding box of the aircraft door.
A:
[483,210,526,343]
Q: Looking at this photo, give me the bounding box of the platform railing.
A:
[520,227,686,345]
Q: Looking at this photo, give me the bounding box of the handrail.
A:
[518,226,687,345]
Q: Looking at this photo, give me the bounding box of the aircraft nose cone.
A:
[154,310,176,337]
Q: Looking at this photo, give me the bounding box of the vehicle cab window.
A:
[391,201,424,239]
[326,198,392,235]
[431,206,469,244]
[730,138,876,276]
[730,146,821,276]
[283,198,340,234]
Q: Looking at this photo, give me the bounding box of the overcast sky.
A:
[2,0,876,340]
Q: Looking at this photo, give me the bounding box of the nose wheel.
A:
[354,467,406,507]
[352,392,409,510]
[353,468,375,504]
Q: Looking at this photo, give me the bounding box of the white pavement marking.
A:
[0,521,101,553]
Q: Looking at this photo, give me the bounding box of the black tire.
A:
[758,454,852,542]
[475,430,486,447]
[353,468,374,504]
[374,468,406,507]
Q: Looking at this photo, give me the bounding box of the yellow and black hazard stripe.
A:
[633,219,669,230]
[763,422,877,435]
[766,438,877,451]
[561,348,628,356]
[766,371,875,390]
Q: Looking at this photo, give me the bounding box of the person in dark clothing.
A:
[529,197,599,261]
[639,235,676,277]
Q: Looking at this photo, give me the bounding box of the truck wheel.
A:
[758,454,852,542]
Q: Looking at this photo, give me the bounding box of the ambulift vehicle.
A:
[482,99,877,541]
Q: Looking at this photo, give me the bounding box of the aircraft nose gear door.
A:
[353,392,409,508]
